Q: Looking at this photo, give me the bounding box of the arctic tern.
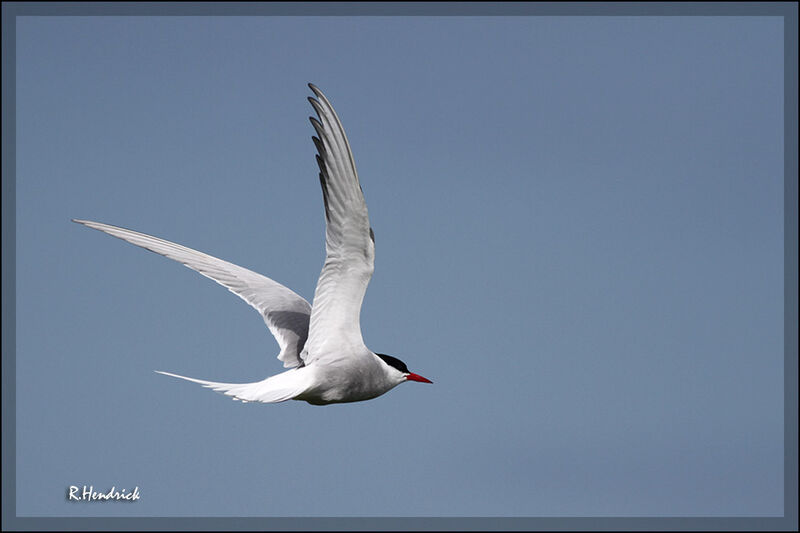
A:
[74,83,432,405]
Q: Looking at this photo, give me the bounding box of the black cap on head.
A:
[376,353,409,374]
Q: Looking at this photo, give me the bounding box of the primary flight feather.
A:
[74,83,431,405]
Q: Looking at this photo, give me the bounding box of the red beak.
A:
[406,373,433,384]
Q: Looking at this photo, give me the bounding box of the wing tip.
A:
[308,96,324,116]
[73,218,106,231]
[312,135,325,156]
[309,115,323,130]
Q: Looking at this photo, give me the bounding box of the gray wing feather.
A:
[73,219,311,368]
[303,84,375,362]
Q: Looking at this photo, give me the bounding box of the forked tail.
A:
[155,368,312,404]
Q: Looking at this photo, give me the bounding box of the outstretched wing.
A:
[73,219,311,368]
[302,84,375,363]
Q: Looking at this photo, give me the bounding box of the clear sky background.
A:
[15,15,784,517]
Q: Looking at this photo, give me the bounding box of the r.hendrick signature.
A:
[67,485,140,502]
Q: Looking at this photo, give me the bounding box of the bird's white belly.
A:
[295,356,393,405]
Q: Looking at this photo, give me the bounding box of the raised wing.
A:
[73,219,311,368]
[302,84,375,363]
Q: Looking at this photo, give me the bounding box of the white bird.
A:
[74,83,432,405]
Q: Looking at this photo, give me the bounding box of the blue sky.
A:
[15,15,784,517]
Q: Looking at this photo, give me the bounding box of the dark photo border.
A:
[2,2,796,531]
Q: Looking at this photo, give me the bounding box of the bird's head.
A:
[376,353,433,386]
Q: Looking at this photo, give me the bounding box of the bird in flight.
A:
[74,83,432,405]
